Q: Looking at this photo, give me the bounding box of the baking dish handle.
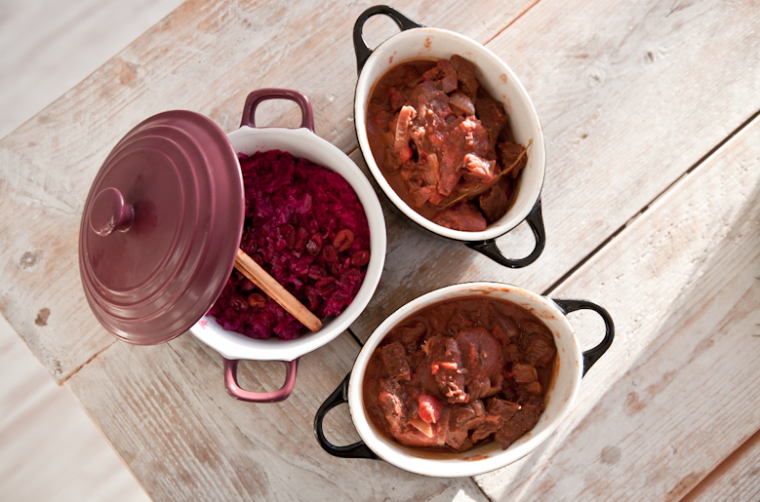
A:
[224,358,298,403]
[240,88,315,132]
[551,299,615,376]
[314,373,380,459]
[466,198,546,269]
[353,5,422,74]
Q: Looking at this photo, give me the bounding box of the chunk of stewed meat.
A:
[377,378,406,436]
[499,141,528,178]
[475,90,508,148]
[494,393,545,449]
[446,400,487,451]
[432,202,487,232]
[423,58,459,94]
[420,334,468,404]
[379,341,411,381]
[478,183,511,225]
[511,363,538,384]
[450,54,479,97]
[397,320,427,349]
[519,324,556,367]
[455,327,504,400]
[471,398,521,443]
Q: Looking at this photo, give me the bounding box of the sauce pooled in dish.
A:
[362,296,556,453]
[366,56,528,232]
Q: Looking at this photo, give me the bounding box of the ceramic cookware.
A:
[79,89,386,402]
[314,282,614,477]
[353,5,546,268]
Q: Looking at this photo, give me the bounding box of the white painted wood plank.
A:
[0,313,149,502]
[474,102,760,501]
[0,0,185,139]
[682,429,760,502]
[350,0,760,341]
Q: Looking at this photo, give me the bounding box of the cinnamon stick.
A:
[234,248,323,333]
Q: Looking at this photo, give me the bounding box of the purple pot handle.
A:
[240,88,315,132]
[224,358,298,403]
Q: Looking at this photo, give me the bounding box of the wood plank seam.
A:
[680,423,760,501]
[483,0,544,46]
[346,327,364,347]
[541,105,760,298]
[58,339,117,386]
[679,417,760,501]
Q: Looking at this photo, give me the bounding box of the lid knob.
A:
[89,187,134,237]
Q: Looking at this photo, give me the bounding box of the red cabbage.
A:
[208,150,371,340]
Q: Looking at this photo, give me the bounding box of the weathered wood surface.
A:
[682,428,760,502]
[474,108,760,500]
[1,0,759,501]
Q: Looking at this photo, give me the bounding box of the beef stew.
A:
[362,296,556,453]
[366,56,528,232]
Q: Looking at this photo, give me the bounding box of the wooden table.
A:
[1,0,759,500]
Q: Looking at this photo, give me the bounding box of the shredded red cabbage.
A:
[208,150,371,340]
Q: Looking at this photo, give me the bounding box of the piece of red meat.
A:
[432,202,487,232]
[377,378,407,436]
[498,141,528,178]
[454,327,504,400]
[445,399,486,450]
[423,58,459,93]
[459,117,492,158]
[511,362,538,384]
[471,398,520,443]
[475,90,508,147]
[518,323,556,367]
[379,341,412,381]
[397,320,427,349]
[478,180,512,225]
[451,55,480,97]
[493,393,544,449]
[417,334,468,403]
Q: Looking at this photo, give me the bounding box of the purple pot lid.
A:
[79,110,244,345]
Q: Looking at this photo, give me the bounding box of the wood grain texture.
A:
[0,0,185,139]
[350,0,760,341]
[66,330,489,502]
[0,0,536,385]
[681,427,760,502]
[3,0,760,500]
[474,105,760,500]
[0,313,149,502]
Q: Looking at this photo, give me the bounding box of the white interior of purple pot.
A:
[347,283,581,478]
[354,27,545,242]
[189,126,386,362]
